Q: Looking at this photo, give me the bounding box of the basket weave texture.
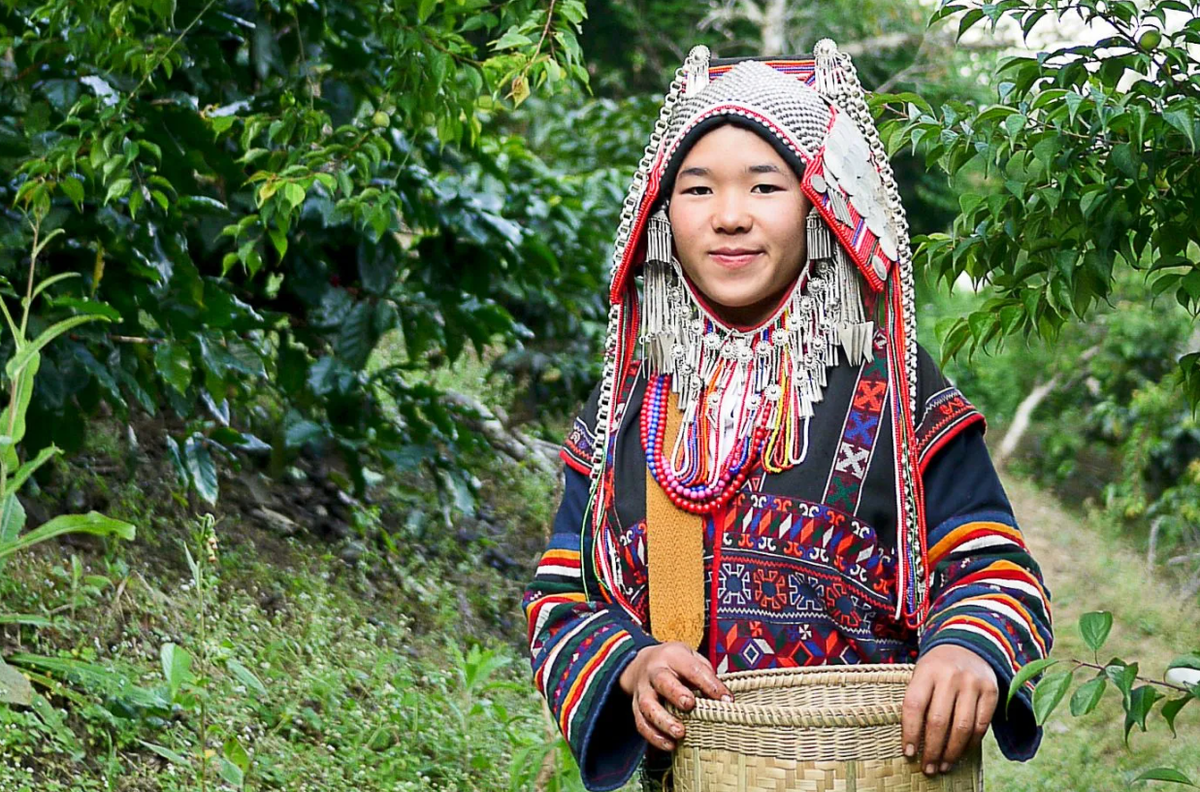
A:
[669,665,982,792]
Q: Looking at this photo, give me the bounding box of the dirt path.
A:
[987,474,1200,791]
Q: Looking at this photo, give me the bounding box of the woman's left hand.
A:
[901,644,998,776]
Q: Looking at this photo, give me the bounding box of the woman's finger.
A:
[650,666,697,711]
[640,688,685,742]
[901,670,934,760]
[921,681,958,774]
[940,687,979,770]
[670,648,732,701]
[973,683,999,746]
[632,692,676,751]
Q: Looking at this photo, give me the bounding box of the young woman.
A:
[524,41,1052,792]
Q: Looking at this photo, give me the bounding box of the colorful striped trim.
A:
[707,58,817,84]
[928,519,1027,566]
[932,615,1022,674]
[560,631,632,742]
[922,508,1053,701]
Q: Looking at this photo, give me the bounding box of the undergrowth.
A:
[0,411,587,791]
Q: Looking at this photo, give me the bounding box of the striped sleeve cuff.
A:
[920,511,1053,761]
[524,532,658,790]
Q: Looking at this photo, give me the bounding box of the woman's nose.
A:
[712,195,751,234]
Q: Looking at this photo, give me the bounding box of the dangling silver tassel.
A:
[683,45,711,98]
[646,205,673,266]
[813,39,846,100]
[831,245,874,365]
[806,210,834,261]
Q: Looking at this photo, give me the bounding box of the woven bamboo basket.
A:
[668,664,982,792]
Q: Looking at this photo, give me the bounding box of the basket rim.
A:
[717,663,916,691]
[669,664,917,726]
[683,698,903,727]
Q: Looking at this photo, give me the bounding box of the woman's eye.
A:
[752,184,785,194]
[682,186,711,195]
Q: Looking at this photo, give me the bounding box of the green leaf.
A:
[1008,657,1059,707]
[1125,685,1161,740]
[136,739,190,766]
[268,226,288,260]
[1162,696,1192,737]
[223,736,251,773]
[1,354,39,467]
[1070,676,1107,716]
[60,176,85,210]
[0,512,135,562]
[493,29,533,50]
[957,8,985,39]
[285,418,324,448]
[104,178,132,205]
[0,657,32,705]
[1032,669,1074,725]
[1167,654,1200,671]
[0,613,52,627]
[6,314,109,381]
[218,756,245,788]
[161,642,193,699]
[1079,611,1114,653]
[210,115,237,136]
[1111,142,1140,178]
[154,341,193,394]
[47,296,122,322]
[164,436,188,487]
[1107,661,1140,705]
[184,436,218,505]
[1132,767,1197,787]
[1164,107,1196,151]
[417,0,439,23]
[0,495,26,565]
[282,182,306,210]
[336,302,376,370]
[5,444,60,497]
[225,658,266,696]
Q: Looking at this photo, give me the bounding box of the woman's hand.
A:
[902,644,999,776]
[618,642,733,752]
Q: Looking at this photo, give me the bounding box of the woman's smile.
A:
[709,247,764,269]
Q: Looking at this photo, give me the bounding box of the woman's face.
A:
[668,124,810,327]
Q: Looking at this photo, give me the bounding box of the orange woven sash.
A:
[645,390,706,649]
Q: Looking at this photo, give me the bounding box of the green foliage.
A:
[0,0,598,500]
[885,0,1200,403]
[132,515,258,790]
[0,214,134,707]
[1017,611,1200,786]
[0,468,580,791]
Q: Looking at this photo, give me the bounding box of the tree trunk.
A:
[994,345,1100,469]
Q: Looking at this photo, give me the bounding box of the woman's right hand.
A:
[618,641,733,752]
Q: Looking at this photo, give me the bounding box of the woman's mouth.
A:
[709,248,763,268]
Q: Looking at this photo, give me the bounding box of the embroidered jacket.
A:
[524,341,1052,791]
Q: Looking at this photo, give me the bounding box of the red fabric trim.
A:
[560,447,592,476]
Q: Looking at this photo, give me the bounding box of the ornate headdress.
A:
[587,41,931,627]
